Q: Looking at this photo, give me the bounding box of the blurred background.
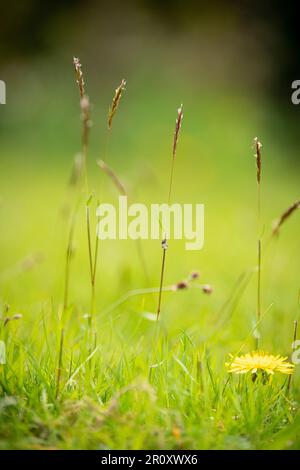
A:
[0,0,299,351]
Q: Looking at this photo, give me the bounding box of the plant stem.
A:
[157,244,167,319]
[255,166,262,349]
[63,212,76,312]
[287,320,298,393]
[156,105,183,321]
[86,206,94,282]
[56,328,64,400]
[256,239,261,349]
[254,138,262,350]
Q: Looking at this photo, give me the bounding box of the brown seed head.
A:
[202,284,213,294]
[173,104,183,159]
[73,57,85,99]
[253,137,262,185]
[161,239,168,250]
[108,79,126,130]
[175,281,189,290]
[12,314,22,320]
[272,199,300,236]
[190,271,200,280]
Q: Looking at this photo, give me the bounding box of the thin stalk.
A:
[100,281,209,316]
[254,137,262,349]
[68,351,73,379]
[73,57,95,332]
[256,239,261,350]
[63,209,77,312]
[56,328,64,400]
[86,203,98,339]
[92,229,99,285]
[89,199,101,334]
[156,105,183,320]
[157,246,167,319]
[86,206,94,283]
[92,219,99,279]
[287,320,298,393]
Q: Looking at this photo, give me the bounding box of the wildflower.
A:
[226,351,294,378]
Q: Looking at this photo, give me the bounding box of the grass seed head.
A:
[173,104,183,159]
[161,239,168,250]
[175,280,189,290]
[190,271,200,280]
[253,137,262,185]
[202,284,213,294]
[97,160,127,196]
[73,57,85,99]
[108,79,126,130]
[272,199,300,236]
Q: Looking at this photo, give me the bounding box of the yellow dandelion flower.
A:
[226,351,294,377]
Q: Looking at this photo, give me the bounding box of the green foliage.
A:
[0,81,299,449]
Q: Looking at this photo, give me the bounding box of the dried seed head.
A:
[108,79,126,130]
[97,160,127,196]
[272,199,300,236]
[253,137,262,185]
[175,281,189,290]
[167,104,184,204]
[12,314,22,320]
[173,104,183,159]
[73,57,90,154]
[190,271,200,280]
[3,313,22,326]
[161,239,168,250]
[73,57,85,98]
[202,284,213,294]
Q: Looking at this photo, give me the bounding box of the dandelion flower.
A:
[226,351,294,377]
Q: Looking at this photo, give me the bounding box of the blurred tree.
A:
[0,0,81,62]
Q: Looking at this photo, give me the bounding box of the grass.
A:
[0,322,298,450]
[0,64,299,449]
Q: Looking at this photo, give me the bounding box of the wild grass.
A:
[157,105,183,320]
[0,322,298,450]
[254,137,262,349]
[0,61,299,450]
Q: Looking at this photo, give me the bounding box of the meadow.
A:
[0,56,299,450]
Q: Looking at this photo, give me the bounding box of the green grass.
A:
[0,78,299,449]
[0,320,299,449]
